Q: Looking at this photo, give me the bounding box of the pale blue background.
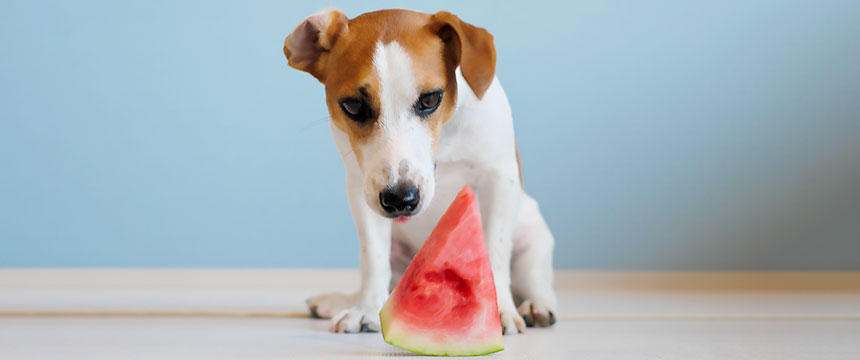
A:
[1,1,859,269]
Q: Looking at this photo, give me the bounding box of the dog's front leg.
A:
[328,169,392,333]
[476,173,526,335]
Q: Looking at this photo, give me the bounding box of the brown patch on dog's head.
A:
[283,9,349,82]
[428,11,496,99]
[284,9,496,157]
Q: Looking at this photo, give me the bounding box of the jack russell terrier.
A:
[283,8,557,335]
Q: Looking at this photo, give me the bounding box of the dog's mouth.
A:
[393,216,411,224]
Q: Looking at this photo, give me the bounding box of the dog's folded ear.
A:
[284,8,349,82]
[429,12,496,99]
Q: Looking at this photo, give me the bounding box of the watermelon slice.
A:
[379,185,503,356]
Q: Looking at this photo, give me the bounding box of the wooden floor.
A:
[1,270,859,359]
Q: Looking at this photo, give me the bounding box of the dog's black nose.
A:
[379,184,420,216]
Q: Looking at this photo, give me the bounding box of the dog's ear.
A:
[429,11,496,99]
[284,8,348,82]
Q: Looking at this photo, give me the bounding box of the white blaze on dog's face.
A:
[284,9,496,218]
[358,41,438,216]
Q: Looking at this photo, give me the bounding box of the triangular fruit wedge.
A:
[380,185,503,356]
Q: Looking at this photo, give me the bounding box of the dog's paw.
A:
[499,307,526,335]
[517,299,557,327]
[330,307,380,333]
[306,292,353,319]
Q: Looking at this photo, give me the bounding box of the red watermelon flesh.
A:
[379,185,503,356]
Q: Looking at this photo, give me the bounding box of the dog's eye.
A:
[338,98,371,122]
[341,99,362,115]
[414,90,443,117]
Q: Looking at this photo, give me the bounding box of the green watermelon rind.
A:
[379,302,504,356]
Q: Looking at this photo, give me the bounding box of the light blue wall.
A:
[2,1,859,269]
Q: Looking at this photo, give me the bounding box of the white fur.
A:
[313,44,557,335]
[357,42,436,214]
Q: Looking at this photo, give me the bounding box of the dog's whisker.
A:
[296,115,332,133]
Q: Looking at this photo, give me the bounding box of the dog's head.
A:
[284,9,495,218]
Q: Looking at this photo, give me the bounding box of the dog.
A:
[283,8,557,335]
